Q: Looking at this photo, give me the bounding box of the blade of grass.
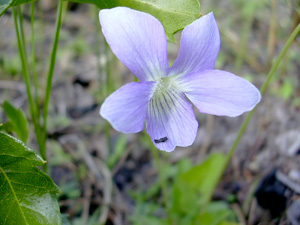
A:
[41,0,64,170]
[13,6,43,156]
[31,2,40,119]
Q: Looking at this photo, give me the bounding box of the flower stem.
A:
[226,23,300,168]
[207,23,300,206]
[41,0,64,169]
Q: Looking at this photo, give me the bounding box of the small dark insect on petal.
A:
[154,137,168,143]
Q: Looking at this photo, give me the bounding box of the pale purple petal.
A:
[146,90,198,152]
[169,13,220,77]
[99,7,169,81]
[178,70,261,116]
[100,81,156,133]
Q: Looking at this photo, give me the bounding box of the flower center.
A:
[152,77,177,100]
[147,76,184,130]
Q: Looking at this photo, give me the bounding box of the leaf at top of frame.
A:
[67,0,201,42]
[0,0,34,16]
[0,131,62,225]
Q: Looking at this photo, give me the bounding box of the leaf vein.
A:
[0,166,29,224]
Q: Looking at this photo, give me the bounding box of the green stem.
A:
[17,6,26,52]
[259,24,300,96]
[13,7,43,153]
[31,2,40,118]
[208,23,300,205]
[41,0,64,168]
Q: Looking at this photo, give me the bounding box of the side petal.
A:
[169,12,220,77]
[146,90,198,152]
[178,70,261,117]
[99,7,169,81]
[100,81,156,133]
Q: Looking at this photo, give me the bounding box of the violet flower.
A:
[99,7,261,152]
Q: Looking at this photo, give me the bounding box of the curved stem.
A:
[226,23,300,166]
[205,23,300,206]
[227,23,300,170]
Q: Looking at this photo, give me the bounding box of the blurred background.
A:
[0,0,300,224]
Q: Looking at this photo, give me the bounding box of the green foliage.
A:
[195,202,237,225]
[107,134,127,169]
[0,132,62,225]
[3,100,29,143]
[1,0,200,41]
[172,152,227,213]
[0,0,34,16]
[0,55,23,76]
[66,0,201,42]
[131,153,237,225]
[169,153,236,224]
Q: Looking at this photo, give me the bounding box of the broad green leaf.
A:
[195,202,237,225]
[219,222,240,225]
[67,0,201,42]
[180,152,226,204]
[172,153,227,214]
[0,0,34,16]
[0,132,62,225]
[3,100,29,143]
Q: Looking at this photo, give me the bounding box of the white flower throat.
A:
[149,77,182,115]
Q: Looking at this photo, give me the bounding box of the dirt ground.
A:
[1,1,300,224]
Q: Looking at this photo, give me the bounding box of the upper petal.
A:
[99,7,169,81]
[100,81,156,133]
[178,70,261,117]
[169,12,220,77]
[146,89,198,152]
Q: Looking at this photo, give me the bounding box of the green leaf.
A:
[67,0,201,42]
[171,153,226,215]
[180,152,226,204]
[0,132,62,225]
[0,0,34,16]
[3,100,29,143]
[219,222,240,225]
[195,202,237,225]
[0,122,14,133]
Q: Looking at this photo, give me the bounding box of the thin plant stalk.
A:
[31,2,40,118]
[13,6,44,155]
[206,23,300,206]
[41,0,64,168]
[17,6,26,52]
